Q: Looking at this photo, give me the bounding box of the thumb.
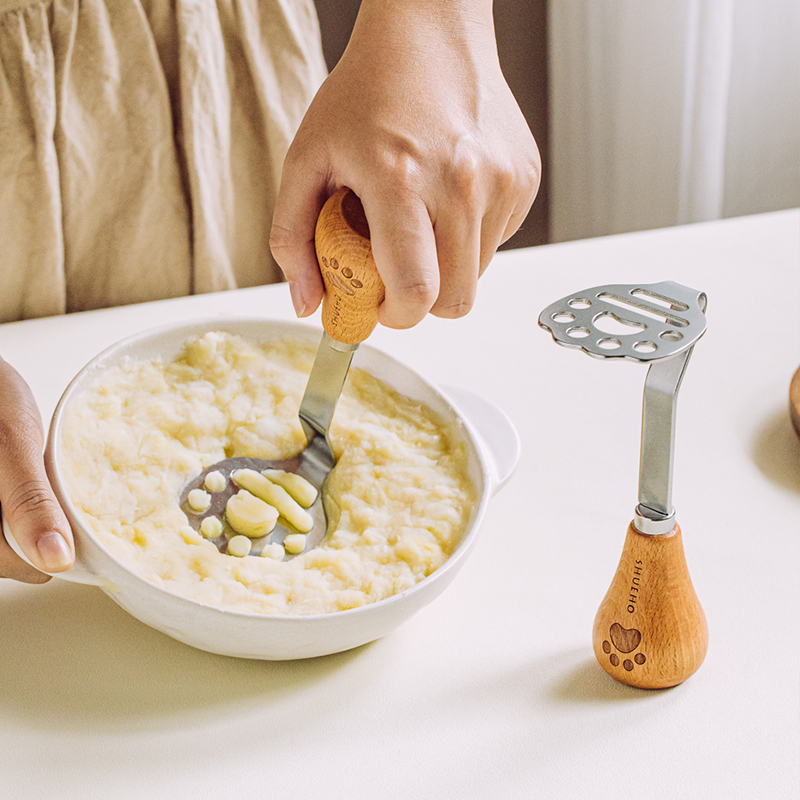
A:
[0,358,73,582]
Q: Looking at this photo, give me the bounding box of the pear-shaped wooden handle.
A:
[592,522,708,689]
[314,188,385,344]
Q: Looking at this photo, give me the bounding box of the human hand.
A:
[0,358,74,582]
[270,0,540,329]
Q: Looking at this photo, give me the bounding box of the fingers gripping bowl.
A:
[6,319,519,660]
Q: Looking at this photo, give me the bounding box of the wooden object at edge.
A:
[790,366,800,440]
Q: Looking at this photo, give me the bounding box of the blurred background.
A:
[313,0,800,249]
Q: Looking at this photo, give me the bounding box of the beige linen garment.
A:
[0,0,327,323]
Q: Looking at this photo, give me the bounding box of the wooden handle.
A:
[314,188,385,344]
[592,522,708,689]
[790,365,800,439]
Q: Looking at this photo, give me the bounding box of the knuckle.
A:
[283,132,323,171]
[495,164,518,196]
[433,295,475,320]
[373,140,424,193]
[4,478,59,523]
[282,138,304,168]
[380,278,439,329]
[517,141,543,196]
[396,279,438,309]
[268,223,296,257]
[520,159,542,199]
[499,157,540,203]
[448,146,482,203]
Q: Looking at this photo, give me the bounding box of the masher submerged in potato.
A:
[180,188,385,559]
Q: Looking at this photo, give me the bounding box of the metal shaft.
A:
[298,332,359,463]
[634,346,694,534]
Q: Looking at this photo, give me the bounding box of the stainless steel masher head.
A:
[538,281,709,689]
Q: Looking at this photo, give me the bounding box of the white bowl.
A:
[5,319,519,660]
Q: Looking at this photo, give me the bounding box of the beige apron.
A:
[0,0,327,323]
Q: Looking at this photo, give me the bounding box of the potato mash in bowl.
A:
[27,318,517,659]
[60,329,476,616]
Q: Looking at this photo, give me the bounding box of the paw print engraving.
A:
[603,623,647,672]
[320,254,365,294]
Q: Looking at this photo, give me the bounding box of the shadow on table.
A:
[751,407,800,495]
[0,580,370,732]
[550,652,670,704]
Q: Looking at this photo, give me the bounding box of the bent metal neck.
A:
[634,348,693,535]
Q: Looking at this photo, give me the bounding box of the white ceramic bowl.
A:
[6,319,519,660]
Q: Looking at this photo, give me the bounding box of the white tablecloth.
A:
[1,209,797,799]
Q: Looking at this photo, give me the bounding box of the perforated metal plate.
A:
[538,281,707,362]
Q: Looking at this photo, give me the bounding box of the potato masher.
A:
[180,188,384,559]
[539,281,709,689]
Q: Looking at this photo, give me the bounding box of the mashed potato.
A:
[61,332,475,615]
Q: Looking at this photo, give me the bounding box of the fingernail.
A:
[288,282,308,318]
[36,532,74,571]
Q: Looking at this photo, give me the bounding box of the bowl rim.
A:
[47,316,492,623]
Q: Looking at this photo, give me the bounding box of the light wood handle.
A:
[314,188,385,344]
[592,522,708,689]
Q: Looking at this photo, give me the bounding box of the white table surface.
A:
[0,210,797,800]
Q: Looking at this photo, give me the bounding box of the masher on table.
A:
[180,188,384,559]
[539,281,709,689]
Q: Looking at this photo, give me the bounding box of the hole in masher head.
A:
[567,326,591,339]
[568,298,592,309]
[593,311,646,336]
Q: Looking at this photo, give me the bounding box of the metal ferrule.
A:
[633,505,677,536]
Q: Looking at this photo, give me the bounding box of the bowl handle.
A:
[2,513,102,585]
[439,386,520,495]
